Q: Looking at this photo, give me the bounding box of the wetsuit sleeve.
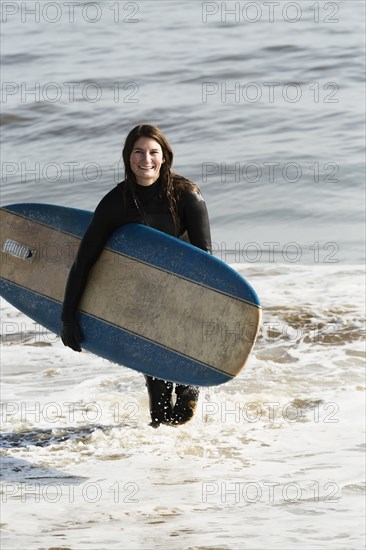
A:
[61,193,119,322]
[182,191,212,253]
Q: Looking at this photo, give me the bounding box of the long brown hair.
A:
[122,124,199,228]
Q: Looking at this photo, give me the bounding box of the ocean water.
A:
[1,1,365,549]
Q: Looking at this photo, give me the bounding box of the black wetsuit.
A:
[61,177,212,426]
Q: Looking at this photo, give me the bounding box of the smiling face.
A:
[130,137,165,186]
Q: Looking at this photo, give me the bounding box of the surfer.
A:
[61,124,212,428]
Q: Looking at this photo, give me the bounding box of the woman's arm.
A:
[61,188,122,323]
[181,190,212,253]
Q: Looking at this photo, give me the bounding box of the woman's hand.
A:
[61,320,83,352]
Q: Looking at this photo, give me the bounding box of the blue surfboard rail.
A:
[0,279,231,386]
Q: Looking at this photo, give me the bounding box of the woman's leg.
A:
[145,375,174,427]
[171,384,199,425]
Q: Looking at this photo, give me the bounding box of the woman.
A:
[61,124,212,428]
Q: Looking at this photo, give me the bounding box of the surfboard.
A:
[0,203,261,386]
